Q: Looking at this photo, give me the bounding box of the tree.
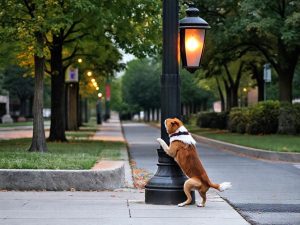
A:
[238,0,300,102]
[194,0,300,104]
[180,70,212,113]
[0,0,54,152]
[45,0,161,141]
[122,59,160,120]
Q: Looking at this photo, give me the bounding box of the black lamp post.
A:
[145,1,209,205]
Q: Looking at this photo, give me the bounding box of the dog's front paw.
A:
[156,138,164,146]
[156,138,163,143]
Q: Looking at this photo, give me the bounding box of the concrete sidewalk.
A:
[92,113,126,143]
[0,190,248,225]
[91,112,134,189]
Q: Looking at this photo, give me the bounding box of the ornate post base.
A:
[145,149,195,205]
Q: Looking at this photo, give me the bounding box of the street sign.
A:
[263,63,271,82]
[65,66,79,83]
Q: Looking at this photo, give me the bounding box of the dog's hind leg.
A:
[197,191,207,207]
[197,185,208,207]
[178,178,201,207]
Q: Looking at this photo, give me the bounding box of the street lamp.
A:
[87,71,92,77]
[145,1,209,205]
[96,93,103,124]
[179,5,210,73]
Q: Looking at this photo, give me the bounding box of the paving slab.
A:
[0,190,249,225]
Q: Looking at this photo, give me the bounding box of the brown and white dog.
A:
[157,118,231,207]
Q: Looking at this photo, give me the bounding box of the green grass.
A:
[188,126,300,153]
[0,139,125,170]
[0,121,33,128]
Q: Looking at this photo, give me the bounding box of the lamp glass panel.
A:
[185,29,205,67]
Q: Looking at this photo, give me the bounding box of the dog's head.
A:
[164,118,183,135]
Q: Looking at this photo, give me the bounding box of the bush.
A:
[278,102,296,134]
[293,103,300,133]
[228,107,249,134]
[182,114,198,125]
[197,112,228,129]
[246,100,280,134]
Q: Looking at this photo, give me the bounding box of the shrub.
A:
[182,114,198,125]
[293,103,300,133]
[228,107,249,134]
[277,102,296,134]
[197,112,228,129]
[246,100,280,134]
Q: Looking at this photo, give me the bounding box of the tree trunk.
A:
[231,86,239,108]
[19,97,27,117]
[216,77,225,111]
[277,39,298,103]
[28,32,47,152]
[65,83,79,131]
[223,62,244,109]
[77,94,82,127]
[222,78,231,111]
[278,72,293,102]
[48,34,67,142]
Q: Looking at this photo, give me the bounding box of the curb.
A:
[0,162,125,191]
[193,134,300,163]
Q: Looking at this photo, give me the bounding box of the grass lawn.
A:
[0,117,125,170]
[188,126,300,153]
[0,138,124,170]
[0,121,34,128]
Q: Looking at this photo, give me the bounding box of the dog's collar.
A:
[169,131,190,138]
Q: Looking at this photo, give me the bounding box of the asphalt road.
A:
[122,122,300,225]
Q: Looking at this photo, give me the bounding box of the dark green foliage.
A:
[121,59,160,112]
[246,101,280,134]
[197,112,228,130]
[227,101,300,135]
[3,65,34,100]
[180,70,213,108]
[228,107,249,134]
[277,102,296,135]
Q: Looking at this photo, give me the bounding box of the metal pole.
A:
[145,0,194,205]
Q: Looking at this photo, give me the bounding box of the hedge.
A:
[245,101,280,134]
[196,101,300,135]
[196,112,228,130]
[228,107,249,134]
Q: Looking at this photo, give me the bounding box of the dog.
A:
[157,118,232,207]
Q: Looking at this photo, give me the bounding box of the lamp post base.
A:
[145,187,188,205]
[145,149,195,205]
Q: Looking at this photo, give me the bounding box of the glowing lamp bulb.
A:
[186,36,199,52]
[87,71,92,76]
[96,87,99,90]
[98,93,102,98]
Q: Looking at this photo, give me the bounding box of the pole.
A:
[145,0,194,205]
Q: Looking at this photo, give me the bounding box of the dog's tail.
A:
[209,182,232,192]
